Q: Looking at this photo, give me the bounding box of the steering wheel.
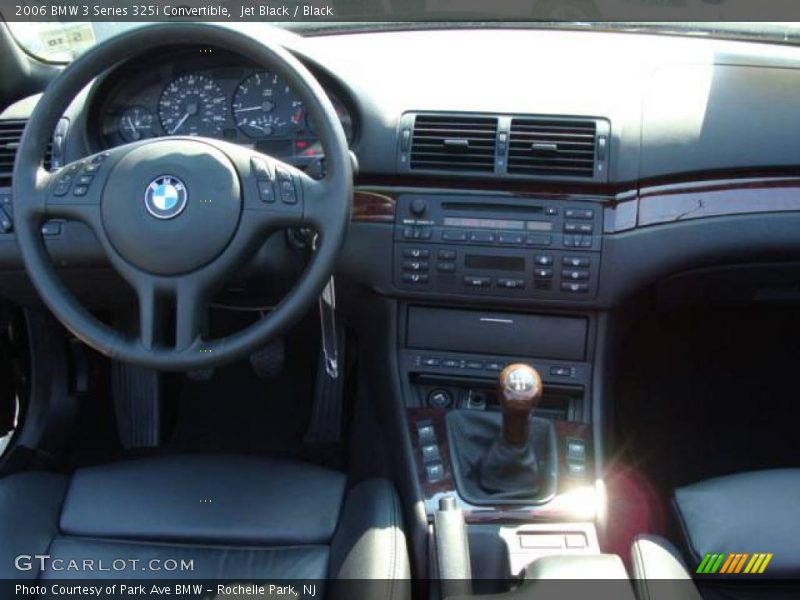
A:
[12,24,352,371]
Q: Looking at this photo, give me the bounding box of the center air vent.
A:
[508,118,597,178]
[0,120,26,187]
[409,115,498,173]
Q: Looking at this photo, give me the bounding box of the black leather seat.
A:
[673,469,800,580]
[631,469,800,600]
[0,454,410,590]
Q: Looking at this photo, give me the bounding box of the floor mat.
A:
[165,315,343,468]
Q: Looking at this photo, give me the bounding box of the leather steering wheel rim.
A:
[12,23,352,371]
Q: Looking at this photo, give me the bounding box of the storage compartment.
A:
[406,307,587,361]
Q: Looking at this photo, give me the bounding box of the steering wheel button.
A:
[41,221,62,236]
[76,174,94,186]
[53,181,71,197]
[73,185,89,197]
[257,181,275,203]
[83,162,101,173]
[250,157,272,181]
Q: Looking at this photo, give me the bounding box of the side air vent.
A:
[0,120,26,187]
[508,118,597,178]
[409,114,498,173]
[0,119,57,188]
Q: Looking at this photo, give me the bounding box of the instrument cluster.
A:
[95,47,355,166]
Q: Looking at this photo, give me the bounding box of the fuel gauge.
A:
[118,106,154,142]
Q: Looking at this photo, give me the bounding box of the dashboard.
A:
[90,46,355,167]
[4,27,800,311]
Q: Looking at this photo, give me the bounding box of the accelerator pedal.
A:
[111,362,161,449]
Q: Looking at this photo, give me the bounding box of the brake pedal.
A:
[249,337,285,378]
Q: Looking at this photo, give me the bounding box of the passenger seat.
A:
[631,469,800,600]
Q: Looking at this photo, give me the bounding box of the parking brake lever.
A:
[313,235,338,379]
[434,496,473,598]
[318,276,338,379]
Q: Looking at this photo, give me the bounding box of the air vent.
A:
[410,115,497,173]
[0,120,26,187]
[508,118,597,178]
[0,120,55,187]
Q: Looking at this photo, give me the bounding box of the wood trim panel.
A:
[351,190,397,223]
[353,175,800,231]
[637,177,800,227]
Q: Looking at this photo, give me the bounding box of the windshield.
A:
[7,20,800,63]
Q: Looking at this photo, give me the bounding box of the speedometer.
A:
[232,72,297,138]
[158,74,226,137]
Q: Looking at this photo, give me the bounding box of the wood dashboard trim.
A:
[352,175,800,231]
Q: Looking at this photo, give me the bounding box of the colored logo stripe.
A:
[699,553,773,575]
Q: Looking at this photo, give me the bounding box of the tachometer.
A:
[232,72,297,138]
[304,94,354,143]
[158,74,226,137]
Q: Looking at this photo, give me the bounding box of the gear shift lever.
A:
[446,362,557,503]
[497,363,543,446]
[477,363,545,495]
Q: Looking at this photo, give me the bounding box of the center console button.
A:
[425,462,445,483]
[464,276,491,287]
[497,233,523,245]
[421,443,441,461]
[402,273,429,284]
[441,359,459,368]
[442,230,467,242]
[404,248,429,258]
[403,260,429,271]
[469,231,495,244]
[562,256,590,267]
[484,361,504,372]
[421,357,440,367]
[561,269,589,281]
[438,249,456,260]
[466,360,483,370]
[561,282,588,293]
[533,268,553,279]
[437,262,456,273]
[417,421,436,444]
[534,255,553,266]
[565,208,594,219]
[497,278,525,289]
[526,234,552,247]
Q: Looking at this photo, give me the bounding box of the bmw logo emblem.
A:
[144,175,188,219]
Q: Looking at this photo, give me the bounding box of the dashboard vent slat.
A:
[0,120,27,187]
[410,115,497,173]
[0,120,54,187]
[508,117,597,178]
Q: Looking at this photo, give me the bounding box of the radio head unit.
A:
[393,194,602,300]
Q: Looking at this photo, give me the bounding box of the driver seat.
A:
[0,454,410,590]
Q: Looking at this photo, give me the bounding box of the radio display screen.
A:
[465,255,525,272]
[443,217,525,230]
[526,221,554,232]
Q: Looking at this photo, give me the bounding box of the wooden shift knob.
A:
[497,363,542,446]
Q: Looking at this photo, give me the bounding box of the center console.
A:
[389,191,616,588]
